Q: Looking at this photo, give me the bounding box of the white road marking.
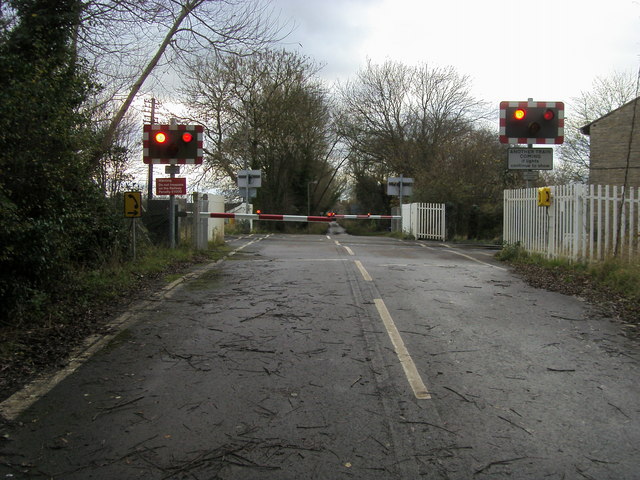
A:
[439,244,507,270]
[285,258,347,262]
[374,299,431,400]
[354,260,372,281]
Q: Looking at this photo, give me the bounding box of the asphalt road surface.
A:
[1,231,639,479]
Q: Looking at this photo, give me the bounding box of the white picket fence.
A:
[402,203,446,241]
[503,184,640,262]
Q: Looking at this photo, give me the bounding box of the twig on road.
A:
[497,415,532,436]
[550,314,586,321]
[607,402,630,418]
[400,420,459,436]
[296,424,329,430]
[92,396,145,421]
[474,456,529,474]
[443,386,473,403]
[575,465,599,479]
[239,307,278,323]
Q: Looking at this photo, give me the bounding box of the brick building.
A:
[580,97,640,186]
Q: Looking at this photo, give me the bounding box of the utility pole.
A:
[144,98,157,200]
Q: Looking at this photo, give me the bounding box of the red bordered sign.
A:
[499,101,564,145]
[156,177,187,195]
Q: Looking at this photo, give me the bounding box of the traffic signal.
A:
[499,101,564,144]
[143,124,204,164]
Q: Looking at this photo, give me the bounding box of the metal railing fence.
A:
[402,203,446,241]
[503,184,640,262]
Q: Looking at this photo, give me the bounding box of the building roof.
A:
[580,96,640,136]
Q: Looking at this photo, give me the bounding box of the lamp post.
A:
[307,180,318,215]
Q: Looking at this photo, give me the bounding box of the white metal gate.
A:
[402,203,446,241]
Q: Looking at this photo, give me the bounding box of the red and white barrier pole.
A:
[333,214,398,220]
[204,212,400,222]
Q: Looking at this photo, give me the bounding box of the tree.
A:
[559,70,639,182]
[336,60,487,213]
[93,114,139,198]
[182,49,343,217]
[415,129,516,239]
[85,0,285,159]
[0,0,122,326]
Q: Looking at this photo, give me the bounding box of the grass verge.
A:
[496,243,640,336]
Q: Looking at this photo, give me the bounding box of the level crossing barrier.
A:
[204,212,400,223]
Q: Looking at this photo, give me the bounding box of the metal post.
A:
[307,180,317,216]
[132,218,137,260]
[399,174,404,233]
[244,159,249,214]
[169,118,176,249]
[148,98,156,201]
[193,191,200,250]
[526,97,533,188]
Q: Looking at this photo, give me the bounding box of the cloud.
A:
[274,0,381,81]
[271,0,639,106]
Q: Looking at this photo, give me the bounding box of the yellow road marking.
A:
[374,299,431,400]
[354,260,372,281]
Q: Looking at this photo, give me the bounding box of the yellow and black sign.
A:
[537,187,551,207]
[124,191,142,218]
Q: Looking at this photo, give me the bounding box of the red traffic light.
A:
[154,132,167,144]
[543,109,555,121]
[182,132,193,143]
[513,108,526,120]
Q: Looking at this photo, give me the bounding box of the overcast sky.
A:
[269,0,639,110]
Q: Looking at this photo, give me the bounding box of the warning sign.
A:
[156,178,187,195]
[124,191,142,218]
[508,148,553,170]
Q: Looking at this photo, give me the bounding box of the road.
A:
[1,231,639,479]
